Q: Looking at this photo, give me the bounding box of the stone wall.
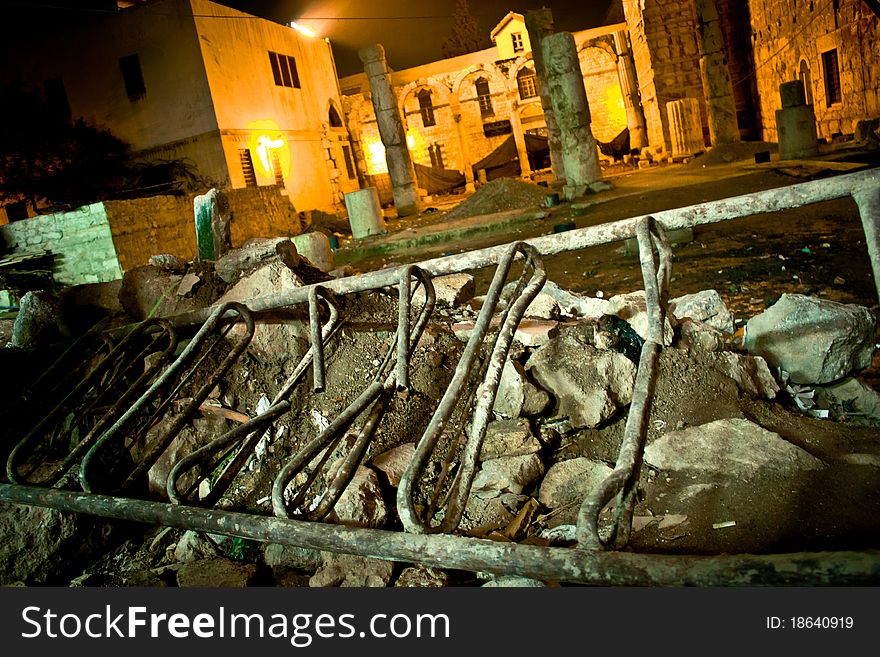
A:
[105,186,304,271]
[748,0,880,142]
[0,204,123,286]
[623,0,706,154]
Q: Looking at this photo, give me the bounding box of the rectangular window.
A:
[475,78,493,117]
[822,49,841,105]
[44,78,71,120]
[418,90,436,127]
[342,145,356,179]
[239,149,257,187]
[511,32,524,53]
[119,53,146,100]
[269,51,301,89]
[517,71,538,100]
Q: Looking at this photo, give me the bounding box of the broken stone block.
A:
[394,566,450,588]
[677,318,726,352]
[816,377,880,420]
[480,418,543,461]
[538,458,613,510]
[527,339,636,430]
[541,280,610,318]
[472,453,545,495]
[9,290,60,348]
[176,558,258,587]
[669,289,735,334]
[525,292,560,320]
[644,418,825,479]
[493,360,551,418]
[371,443,415,487]
[414,273,474,307]
[714,352,779,399]
[118,265,184,320]
[744,294,876,384]
[215,237,300,283]
[149,253,185,271]
[331,465,388,528]
[263,543,323,573]
[606,290,674,345]
[290,232,335,273]
[173,530,220,563]
[309,553,394,587]
[460,490,523,534]
[217,258,304,305]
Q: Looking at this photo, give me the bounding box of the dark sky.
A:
[213,0,617,76]
[0,0,617,76]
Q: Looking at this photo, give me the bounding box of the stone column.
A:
[450,96,475,192]
[525,8,566,183]
[506,92,532,177]
[695,0,740,145]
[542,32,602,200]
[359,45,420,217]
[612,30,648,151]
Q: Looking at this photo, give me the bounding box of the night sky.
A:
[224,0,617,76]
[1,0,616,77]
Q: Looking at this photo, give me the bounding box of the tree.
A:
[0,80,129,213]
[441,0,487,59]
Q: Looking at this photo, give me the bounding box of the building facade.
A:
[0,0,359,224]
[340,13,638,200]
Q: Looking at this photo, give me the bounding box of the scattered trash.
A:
[801,247,812,254]
[712,520,736,529]
[833,276,846,285]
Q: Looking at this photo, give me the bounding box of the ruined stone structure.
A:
[341,14,637,199]
[747,0,880,142]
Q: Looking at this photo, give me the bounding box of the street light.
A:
[289,21,316,38]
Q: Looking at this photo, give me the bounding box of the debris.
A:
[540,280,610,318]
[744,294,876,384]
[217,259,305,306]
[176,558,258,587]
[606,290,675,345]
[372,443,416,487]
[537,458,614,512]
[481,576,546,587]
[309,553,394,588]
[8,290,60,348]
[394,566,450,587]
[264,543,323,572]
[816,376,880,420]
[528,337,636,430]
[472,453,545,495]
[445,178,549,220]
[644,418,825,479]
[538,524,577,543]
[480,418,543,460]
[413,273,474,307]
[501,498,541,540]
[329,465,388,529]
[712,520,737,529]
[493,360,552,419]
[669,289,735,334]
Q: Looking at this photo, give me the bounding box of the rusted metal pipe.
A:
[1,483,877,586]
[398,242,546,534]
[578,217,671,549]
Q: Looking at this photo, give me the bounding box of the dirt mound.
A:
[445,178,549,220]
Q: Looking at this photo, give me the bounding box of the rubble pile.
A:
[1,241,879,587]
[444,178,550,220]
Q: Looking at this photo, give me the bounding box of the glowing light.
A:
[289,21,317,38]
[365,139,388,175]
[246,119,290,179]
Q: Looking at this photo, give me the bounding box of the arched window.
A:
[475,77,493,117]
[517,67,538,100]
[417,89,436,127]
[328,104,343,127]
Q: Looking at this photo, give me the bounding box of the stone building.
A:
[0,0,359,224]
[340,13,642,201]
[747,0,879,142]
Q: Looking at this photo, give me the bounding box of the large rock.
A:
[264,542,323,572]
[480,418,543,461]
[414,273,474,307]
[214,237,303,283]
[606,291,675,345]
[371,443,415,487]
[493,360,551,418]
[174,530,220,563]
[309,553,394,587]
[713,352,779,399]
[0,504,112,585]
[538,458,613,509]
[540,280,610,318]
[218,259,304,305]
[394,566,450,587]
[527,338,636,430]
[331,465,388,528]
[9,290,61,348]
[644,418,825,478]
[670,289,735,334]
[471,453,544,495]
[744,294,876,384]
